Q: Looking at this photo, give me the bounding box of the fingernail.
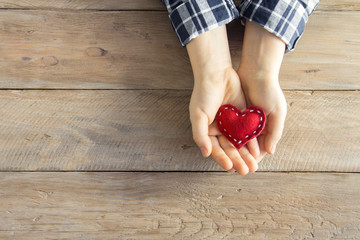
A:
[271,145,277,155]
[227,168,235,173]
[200,147,208,157]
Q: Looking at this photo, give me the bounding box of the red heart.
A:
[215,104,266,149]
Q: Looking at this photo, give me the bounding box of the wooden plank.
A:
[0,10,192,90]
[0,0,358,11]
[0,11,359,90]
[317,0,360,11]
[0,172,359,239]
[280,11,360,90]
[0,90,358,172]
[0,0,165,10]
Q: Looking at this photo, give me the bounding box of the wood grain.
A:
[0,0,358,11]
[0,10,359,90]
[0,2,357,238]
[317,0,360,11]
[0,172,359,239]
[280,11,360,90]
[0,90,358,172]
[0,10,191,89]
[0,0,165,10]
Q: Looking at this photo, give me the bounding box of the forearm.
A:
[238,21,285,84]
[186,25,232,81]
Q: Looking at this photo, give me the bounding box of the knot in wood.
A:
[86,47,108,57]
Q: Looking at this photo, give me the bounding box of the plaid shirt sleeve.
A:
[238,0,319,52]
[161,0,240,46]
[162,0,319,52]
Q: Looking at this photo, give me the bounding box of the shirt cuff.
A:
[238,0,319,53]
[167,0,240,46]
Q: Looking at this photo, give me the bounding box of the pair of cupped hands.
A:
[187,21,287,175]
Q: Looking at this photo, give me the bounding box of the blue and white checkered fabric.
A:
[162,0,319,52]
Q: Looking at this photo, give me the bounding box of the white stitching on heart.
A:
[219,121,222,125]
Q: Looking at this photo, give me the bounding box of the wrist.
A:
[238,65,279,88]
[239,69,279,94]
[238,21,285,86]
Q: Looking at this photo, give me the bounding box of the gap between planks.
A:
[0,170,360,173]
[0,89,358,91]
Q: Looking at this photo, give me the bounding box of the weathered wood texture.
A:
[0,11,190,89]
[0,11,359,90]
[280,11,360,90]
[0,0,165,10]
[317,0,360,10]
[0,0,357,11]
[0,172,359,239]
[0,90,358,171]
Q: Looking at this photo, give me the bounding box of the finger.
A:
[238,146,258,172]
[246,138,260,159]
[218,136,249,175]
[209,122,222,136]
[210,136,233,171]
[256,134,268,162]
[264,110,286,155]
[190,111,212,157]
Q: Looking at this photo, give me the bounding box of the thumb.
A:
[190,110,212,157]
[264,110,286,155]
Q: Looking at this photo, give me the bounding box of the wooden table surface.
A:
[0,0,359,239]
